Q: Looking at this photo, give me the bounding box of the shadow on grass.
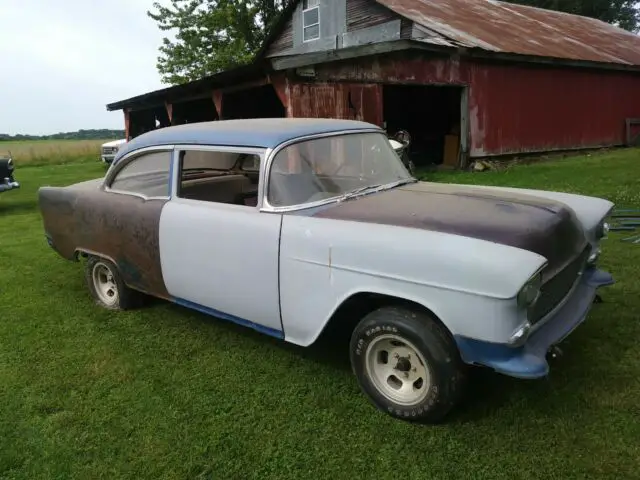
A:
[0,198,38,215]
[157,299,529,422]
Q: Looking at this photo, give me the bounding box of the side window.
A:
[302,0,320,42]
[177,149,261,207]
[109,151,171,197]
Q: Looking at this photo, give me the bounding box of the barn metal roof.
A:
[377,0,640,66]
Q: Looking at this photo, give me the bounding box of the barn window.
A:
[302,0,320,42]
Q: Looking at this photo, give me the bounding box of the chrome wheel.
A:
[91,261,119,306]
[364,334,431,406]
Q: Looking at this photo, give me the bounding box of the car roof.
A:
[114,118,381,162]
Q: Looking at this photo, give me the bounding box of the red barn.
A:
[107,0,640,168]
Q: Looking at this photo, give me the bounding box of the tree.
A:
[149,0,639,86]
[148,0,291,85]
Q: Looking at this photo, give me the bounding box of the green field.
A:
[1,149,639,479]
[0,139,112,166]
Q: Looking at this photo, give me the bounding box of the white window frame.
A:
[302,0,320,43]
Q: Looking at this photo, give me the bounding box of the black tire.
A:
[85,256,143,310]
[349,306,467,423]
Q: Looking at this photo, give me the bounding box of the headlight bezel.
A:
[595,220,610,240]
[517,271,542,309]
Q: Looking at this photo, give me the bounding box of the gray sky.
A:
[0,0,169,135]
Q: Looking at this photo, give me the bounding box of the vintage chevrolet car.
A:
[0,151,20,193]
[38,118,614,422]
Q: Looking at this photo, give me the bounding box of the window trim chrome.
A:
[260,127,404,214]
[103,145,175,201]
[171,144,268,205]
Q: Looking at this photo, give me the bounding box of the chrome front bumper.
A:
[454,267,614,379]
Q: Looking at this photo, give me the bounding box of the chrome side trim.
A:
[259,128,387,214]
[103,144,175,189]
[102,188,170,202]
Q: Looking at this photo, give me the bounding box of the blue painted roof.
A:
[114,118,380,163]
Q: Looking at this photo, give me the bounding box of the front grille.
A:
[102,147,117,155]
[529,246,590,324]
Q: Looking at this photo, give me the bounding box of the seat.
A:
[180,174,252,204]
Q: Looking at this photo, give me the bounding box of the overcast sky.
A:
[0,0,170,135]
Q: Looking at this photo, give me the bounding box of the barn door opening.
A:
[383,85,464,169]
[222,84,286,120]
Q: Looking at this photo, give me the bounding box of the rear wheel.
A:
[85,256,142,310]
[350,306,467,423]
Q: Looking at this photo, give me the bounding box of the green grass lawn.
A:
[1,149,640,479]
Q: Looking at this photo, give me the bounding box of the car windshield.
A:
[267,131,414,208]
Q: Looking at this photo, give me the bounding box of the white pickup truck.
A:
[100,139,127,165]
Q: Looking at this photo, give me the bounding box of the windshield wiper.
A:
[338,184,385,202]
[338,178,417,203]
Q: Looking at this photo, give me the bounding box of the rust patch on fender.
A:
[313,181,587,277]
[38,181,169,299]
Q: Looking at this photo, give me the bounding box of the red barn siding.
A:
[468,62,640,156]
[289,83,382,125]
[313,52,468,84]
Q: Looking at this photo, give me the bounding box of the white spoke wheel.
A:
[92,262,120,306]
[84,256,143,311]
[350,306,467,423]
[365,335,431,406]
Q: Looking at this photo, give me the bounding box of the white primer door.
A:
[159,198,283,336]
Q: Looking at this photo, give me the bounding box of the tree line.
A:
[0,129,125,141]
[148,0,640,85]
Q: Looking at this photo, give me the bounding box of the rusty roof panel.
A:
[376,0,640,66]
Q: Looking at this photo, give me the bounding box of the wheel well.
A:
[315,292,451,346]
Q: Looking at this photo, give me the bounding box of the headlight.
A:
[509,321,532,347]
[587,246,602,265]
[517,272,542,309]
[595,220,610,239]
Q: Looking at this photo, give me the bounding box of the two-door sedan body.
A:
[38,118,614,422]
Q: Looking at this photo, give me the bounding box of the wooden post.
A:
[269,73,291,117]
[212,91,224,119]
[124,109,131,141]
[165,102,173,125]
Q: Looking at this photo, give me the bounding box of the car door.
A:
[158,145,284,336]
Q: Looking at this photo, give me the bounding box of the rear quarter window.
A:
[109,151,172,197]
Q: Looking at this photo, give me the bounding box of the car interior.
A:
[177,150,261,206]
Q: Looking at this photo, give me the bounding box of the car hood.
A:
[312,181,588,277]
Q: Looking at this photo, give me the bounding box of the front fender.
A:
[278,215,542,347]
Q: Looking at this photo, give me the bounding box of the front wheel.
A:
[350,306,467,423]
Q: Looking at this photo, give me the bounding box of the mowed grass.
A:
[0,139,112,167]
[1,149,640,479]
